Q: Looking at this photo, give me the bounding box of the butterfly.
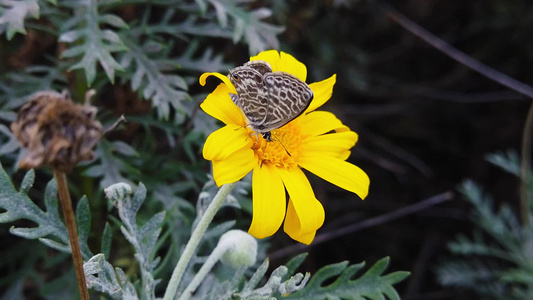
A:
[228,60,314,141]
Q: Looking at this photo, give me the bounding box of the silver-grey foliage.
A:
[105,182,165,300]
[84,254,139,299]
[59,0,129,85]
[0,0,47,40]
[0,163,93,259]
[438,151,533,299]
[0,161,408,299]
[82,139,139,189]
[0,0,283,121]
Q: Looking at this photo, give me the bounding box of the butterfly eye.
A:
[231,74,240,82]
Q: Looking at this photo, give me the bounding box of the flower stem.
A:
[53,169,89,300]
[163,182,237,300]
[177,242,228,300]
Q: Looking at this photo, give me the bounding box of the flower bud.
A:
[10,90,103,172]
[219,230,258,269]
[104,182,132,202]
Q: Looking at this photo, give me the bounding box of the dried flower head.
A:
[10,90,103,172]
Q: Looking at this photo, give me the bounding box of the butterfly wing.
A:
[228,66,270,128]
[244,60,273,75]
[259,72,314,132]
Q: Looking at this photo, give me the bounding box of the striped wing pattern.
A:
[262,72,313,131]
[228,61,314,134]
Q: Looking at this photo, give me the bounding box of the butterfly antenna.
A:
[271,132,291,156]
[236,124,250,131]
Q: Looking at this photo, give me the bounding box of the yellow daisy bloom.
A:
[199,50,370,245]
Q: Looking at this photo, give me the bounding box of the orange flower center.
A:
[248,121,303,169]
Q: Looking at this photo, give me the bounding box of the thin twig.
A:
[521,104,533,226]
[104,114,126,135]
[386,9,533,99]
[361,128,433,177]
[53,169,89,300]
[269,191,453,260]
[386,8,533,226]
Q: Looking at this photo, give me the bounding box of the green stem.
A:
[163,182,237,300]
[520,103,533,226]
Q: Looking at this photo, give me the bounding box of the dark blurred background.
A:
[256,1,531,299]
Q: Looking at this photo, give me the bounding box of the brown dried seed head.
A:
[10,90,103,172]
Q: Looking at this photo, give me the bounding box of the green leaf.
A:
[98,13,129,29]
[458,180,522,255]
[0,162,100,261]
[105,182,165,299]
[174,42,231,73]
[100,222,112,259]
[0,163,93,258]
[39,237,71,253]
[0,164,64,235]
[59,0,128,85]
[284,257,410,300]
[0,65,67,111]
[235,254,409,300]
[204,0,284,54]
[118,33,190,120]
[437,159,533,297]
[485,150,522,177]
[0,124,19,155]
[500,268,533,284]
[241,258,270,293]
[0,0,40,40]
[84,253,138,299]
[281,253,308,282]
[438,260,499,288]
[20,168,35,194]
[82,139,139,189]
[76,196,93,259]
[169,16,233,39]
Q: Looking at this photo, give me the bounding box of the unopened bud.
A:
[219,230,257,269]
[104,182,132,202]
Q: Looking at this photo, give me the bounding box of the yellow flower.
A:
[199,50,370,244]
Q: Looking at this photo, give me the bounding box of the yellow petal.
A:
[250,50,280,71]
[203,124,251,161]
[277,167,325,241]
[278,52,307,81]
[299,155,370,199]
[298,111,349,137]
[199,72,237,94]
[338,150,352,161]
[305,74,336,113]
[284,199,317,245]
[300,131,358,158]
[212,146,255,187]
[200,83,245,126]
[248,164,286,239]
